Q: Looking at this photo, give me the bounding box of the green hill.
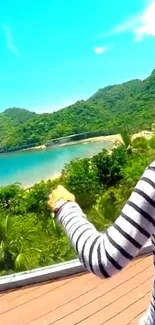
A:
[3,108,36,125]
[1,70,155,152]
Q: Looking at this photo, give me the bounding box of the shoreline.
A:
[53,130,153,147]
[53,134,123,147]
[21,145,47,152]
[22,134,123,153]
[0,130,153,155]
[21,130,153,152]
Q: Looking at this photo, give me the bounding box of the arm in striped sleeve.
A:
[56,162,155,278]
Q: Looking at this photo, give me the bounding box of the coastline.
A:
[27,134,123,152]
[53,130,153,147]
[1,130,153,155]
[54,134,123,147]
[23,130,153,152]
[20,144,47,152]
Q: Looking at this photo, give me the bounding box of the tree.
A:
[61,158,100,209]
[149,135,155,149]
[120,128,132,152]
[0,216,41,273]
[132,136,148,151]
[151,123,155,133]
[92,146,127,186]
[26,181,53,220]
[0,184,23,210]
[94,188,119,225]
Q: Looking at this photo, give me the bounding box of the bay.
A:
[0,141,113,187]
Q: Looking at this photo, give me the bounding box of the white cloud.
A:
[2,24,19,55]
[111,0,155,41]
[135,1,155,40]
[111,16,140,34]
[93,46,109,55]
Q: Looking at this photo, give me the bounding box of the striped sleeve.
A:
[56,162,155,278]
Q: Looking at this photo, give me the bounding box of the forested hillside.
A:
[1,70,155,152]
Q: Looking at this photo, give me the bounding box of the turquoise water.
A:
[0,141,113,187]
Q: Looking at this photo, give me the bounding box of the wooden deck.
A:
[0,254,153,325]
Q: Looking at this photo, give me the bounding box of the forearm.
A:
[56,202,109,277]
[57,201,133,277]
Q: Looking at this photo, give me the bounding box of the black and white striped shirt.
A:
[56,161,155,325]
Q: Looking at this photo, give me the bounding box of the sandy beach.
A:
[29,134,123,152]
[57,130,153,146]
[30,130,153,152]
[55,134,123,147]
[21,144,47,152]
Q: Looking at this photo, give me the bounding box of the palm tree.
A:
[120,128,132,152]
[0,215,41,273]
[120,128,148,153]
[151,123,155,134]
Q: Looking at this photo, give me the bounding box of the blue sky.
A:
[0,0,155,113]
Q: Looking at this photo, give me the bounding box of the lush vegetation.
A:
[1,70,155,152]
[1,133,155,275]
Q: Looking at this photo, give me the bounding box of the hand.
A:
[48,185,75,212]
